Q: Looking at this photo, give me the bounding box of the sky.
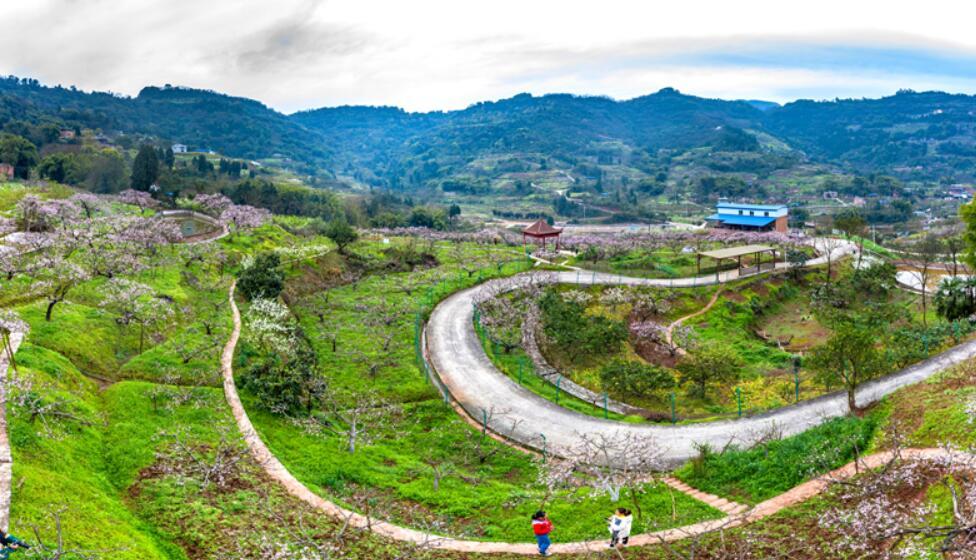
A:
[3,0,976,113]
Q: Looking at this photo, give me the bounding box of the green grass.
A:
[874,360,976,450]
[674,414,881,505]
[475,319,639,422]
[0,181,74,213]
[246,394,720,541]
[8,344,184,560]
[2,216,252,556]
[533,275,818,421]
[240,238,722,541]
[16,300,132,378]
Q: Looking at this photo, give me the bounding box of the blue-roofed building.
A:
[706,201,789,233]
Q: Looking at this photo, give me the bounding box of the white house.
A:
[171,143,188,154]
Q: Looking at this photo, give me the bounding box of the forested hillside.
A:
[0,77,331,169]
[6,75,976,191]
[766,89,976,177]
[294,89,767,188]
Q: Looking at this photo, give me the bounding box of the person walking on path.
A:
[531,510,553,556]
[607,508,633,548]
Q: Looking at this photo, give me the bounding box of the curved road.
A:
[222,283,971,554]
[424,240,976,465]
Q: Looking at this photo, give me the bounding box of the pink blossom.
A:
[220,204,270,231]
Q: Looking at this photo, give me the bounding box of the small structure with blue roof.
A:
[706,201,788,233]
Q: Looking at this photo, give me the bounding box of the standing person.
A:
[531,510,553,556]
[608,508,633,548]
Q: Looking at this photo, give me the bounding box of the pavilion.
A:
[522,219,563,252]
[697,244,777,278]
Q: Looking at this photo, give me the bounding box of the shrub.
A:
[324,220,358,255]
[677,341,741,399]
[674,415,879,504]
[237,252,283,300]
[240,339,324,416]
[599,359,675,396]
[539,289,627,362]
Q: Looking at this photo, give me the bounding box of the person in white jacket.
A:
[607,508,633,548]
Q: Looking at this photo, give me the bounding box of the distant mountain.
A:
[766,90,976,177]
[741,100,780,112]
[6,75,976,188]
[294,89,766,187]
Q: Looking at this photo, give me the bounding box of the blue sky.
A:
[1,1,976,112]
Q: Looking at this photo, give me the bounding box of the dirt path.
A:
[664,288,723,350]
[220,283,965,555]
[0,331,23,531]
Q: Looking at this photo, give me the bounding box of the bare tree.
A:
[0,310,28,374]
[6,372,91,437]
[459,406,524,467]
[910,233,944,326]
[297,391,395,454]
[819,445,976,556]
[539,431,665,517]
[424,457,457,492]
[943,226,967,277]
[170,328,222,366]
[155,428,249,490]
[813,236,846,283]
[28,507,120,559]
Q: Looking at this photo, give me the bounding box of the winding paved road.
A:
[222,282,971,554]
[423,240,976,465]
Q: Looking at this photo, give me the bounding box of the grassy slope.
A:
[3,217,241,556]
[243,238,722,542]
[8,344,184,559]
[673,414,880,505]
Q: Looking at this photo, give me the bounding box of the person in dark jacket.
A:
[0,531,29,559]
[531,510,553,556]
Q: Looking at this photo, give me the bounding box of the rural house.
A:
[706,201,789,233]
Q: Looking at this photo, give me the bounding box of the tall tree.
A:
[808,320,885,413]
[0,133,38,179]
[833,210,867,268]
[324,220,358,255]
[131,144,160,191]
[910,233,943,326]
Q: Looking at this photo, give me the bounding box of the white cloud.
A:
[1,0,976,111]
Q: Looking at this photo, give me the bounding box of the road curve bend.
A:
[424,241,976,465]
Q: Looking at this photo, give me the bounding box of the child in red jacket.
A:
[531,510,553,556]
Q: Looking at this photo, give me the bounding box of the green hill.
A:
[8,75,976,190]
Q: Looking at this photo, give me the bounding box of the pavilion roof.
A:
[522,219,563,236]
[698,244,775,260]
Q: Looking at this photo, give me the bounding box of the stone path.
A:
[662,478,748,517]
[0,331,23,532]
